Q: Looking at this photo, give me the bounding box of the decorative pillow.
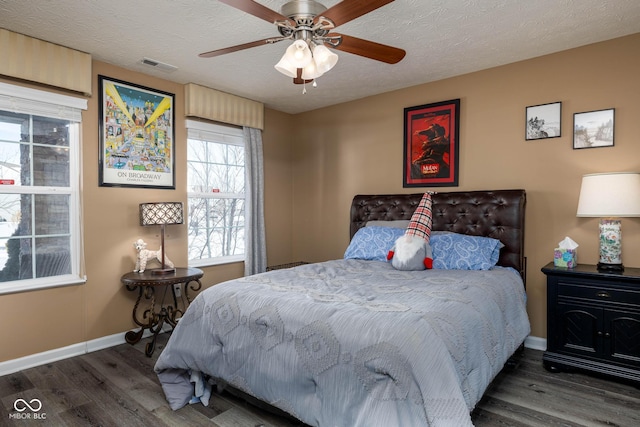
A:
[344,226,405,261]
[430,233,503,270]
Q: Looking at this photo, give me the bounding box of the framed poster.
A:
[403,99,460,187]
[573,108,615,149]
[525,101,561,140]
[98,75,175,189]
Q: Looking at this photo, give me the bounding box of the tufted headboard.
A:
[350,190,526,279]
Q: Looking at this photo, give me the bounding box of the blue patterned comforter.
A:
[155,259,530,426]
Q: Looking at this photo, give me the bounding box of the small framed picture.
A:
[525,102,561,140]
[573,108,615,149]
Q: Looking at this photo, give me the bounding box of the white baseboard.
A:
[524,335,547,351]
[1,331,547,377]
[0,342,88,377]
[0,325,172,377]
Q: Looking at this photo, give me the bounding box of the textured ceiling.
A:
[0,0,639,114]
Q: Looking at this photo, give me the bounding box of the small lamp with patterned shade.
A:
[139,202,183,274]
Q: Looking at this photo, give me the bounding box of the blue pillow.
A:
[344,226,406,261]
[430,233,502,270]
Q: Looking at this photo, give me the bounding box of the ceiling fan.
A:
[199,0,406,85]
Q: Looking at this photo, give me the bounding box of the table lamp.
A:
[576,172,640,272]
[139,202,183,274]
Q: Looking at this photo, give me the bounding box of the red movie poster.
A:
[403,99,460,187]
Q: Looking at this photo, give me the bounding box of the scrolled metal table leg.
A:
[125,328,144,344]
[184,278,202,304]
[145,306,167,357]
[125,285,146,344]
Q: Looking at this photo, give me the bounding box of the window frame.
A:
[186,119,245,267]
[0,82,86,294]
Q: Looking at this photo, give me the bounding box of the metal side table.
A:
[121,267,203,356]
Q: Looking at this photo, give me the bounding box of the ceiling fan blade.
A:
[199,38,276,58]
[319,0,394,27]
[330,33,405,64]
[218,0,293,25]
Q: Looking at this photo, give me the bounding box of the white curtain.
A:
[243,127,267,275]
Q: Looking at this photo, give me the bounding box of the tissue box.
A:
[554,248,577,268]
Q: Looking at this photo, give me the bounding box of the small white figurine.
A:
[133,238,174,273]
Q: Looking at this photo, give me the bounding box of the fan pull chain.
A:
[302,80,319,94]
[301,79,318,94]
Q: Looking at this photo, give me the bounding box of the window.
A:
[186,120,245,266]
[0,82,86,294]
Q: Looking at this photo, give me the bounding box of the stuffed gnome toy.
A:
[387,192,434,270]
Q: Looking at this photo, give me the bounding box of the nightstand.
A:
[122,267,203,356]
[541,262,640,384]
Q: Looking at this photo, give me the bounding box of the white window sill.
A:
[189,255,245,268]
[0,275,87,295]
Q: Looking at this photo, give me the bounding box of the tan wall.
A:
[290,33,640,339]
[262,108,295,266]
[2,32,638,363]
[0,62,293,362]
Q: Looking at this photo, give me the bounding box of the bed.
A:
[155,189,530,426]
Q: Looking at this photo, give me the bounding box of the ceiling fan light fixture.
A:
[312,43,338,73]
[274,54,298,77]
[301,59,323,80]
[201,0,407,88]
[284,39,313,68]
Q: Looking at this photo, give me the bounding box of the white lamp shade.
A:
[284,40,312,68]
[301,59,324,80]
[312,44,338,73]
[274,54,297,77]
[577,172,640,217]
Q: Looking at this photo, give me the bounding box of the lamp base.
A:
[597,219,623,273]
[597,262,624,273]
[151,267,176,275]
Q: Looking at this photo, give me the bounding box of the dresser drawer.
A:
[557,281,640,306]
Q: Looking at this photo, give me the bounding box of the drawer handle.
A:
[596,291,611,298]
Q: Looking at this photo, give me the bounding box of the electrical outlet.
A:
[173,284,181,297]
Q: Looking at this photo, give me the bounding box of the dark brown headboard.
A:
[350,190,526,279]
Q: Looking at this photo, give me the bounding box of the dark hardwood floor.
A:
[1,334,639,426]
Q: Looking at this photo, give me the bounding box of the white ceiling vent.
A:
[141,57,178,73]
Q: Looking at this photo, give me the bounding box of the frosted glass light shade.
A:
[301,59,323,80]
[275,41,339,81]
[284,40,312,68]
[312,44,338,73]
[577,172,640,217]
[274,54,297,77]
